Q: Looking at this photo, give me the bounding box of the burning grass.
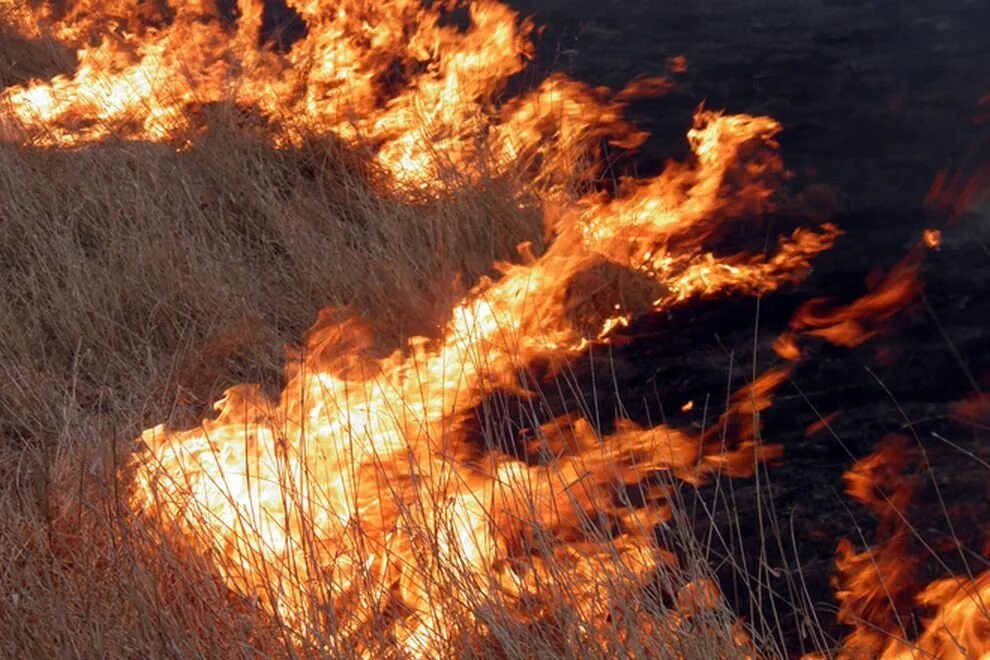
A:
[0,126,750,657]
[1,1,988,658]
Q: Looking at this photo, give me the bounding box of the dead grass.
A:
[0,118,760,655]
[0,100,576,655]
[0,22,796,660]
[0,115,543,426]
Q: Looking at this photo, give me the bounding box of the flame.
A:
[830,435,990,659]
[817,157,990,657]
[773,252,923,361]
[0,1,949,655]
[831,435,925,656]
[0,0,665,194]
[128,105,816,652]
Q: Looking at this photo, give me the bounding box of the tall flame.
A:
[1,0,654,193]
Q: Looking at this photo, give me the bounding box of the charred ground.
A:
[506,0,990,653]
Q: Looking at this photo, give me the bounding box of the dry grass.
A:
[0,122,759,656]
[0,110,566,655]
[0,117,543,427]
[0,23,787,660]
[1,98,982,659]
[0,109,752,659]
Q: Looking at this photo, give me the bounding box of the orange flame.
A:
[831,435,990,658]
[0,0,660,195]
[773,252,923,361]
[127,104,814,651]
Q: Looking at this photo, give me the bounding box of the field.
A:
[1,1,989,657]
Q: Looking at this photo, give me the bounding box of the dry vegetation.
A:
[0,119,548,654]
[0,20,776,657]
[9,9,982,657]
[0,109,758,658]
[2,103,983,660]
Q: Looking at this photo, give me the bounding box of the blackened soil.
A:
[504,0,990,655]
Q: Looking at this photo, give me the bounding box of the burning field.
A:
[0,0,988,657]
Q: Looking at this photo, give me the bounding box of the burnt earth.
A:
[505,0,990,655]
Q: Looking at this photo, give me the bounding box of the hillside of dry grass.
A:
[0,112,768,660]
[0,110,566,654]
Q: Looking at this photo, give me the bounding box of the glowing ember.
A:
[922,228,942,250]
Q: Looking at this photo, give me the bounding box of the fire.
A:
[129,105,816,652]
[0,0,658,193]
[1,1,965,656]
[829,435,990,659]
[773,252,923,360]
[821,161,990,660]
